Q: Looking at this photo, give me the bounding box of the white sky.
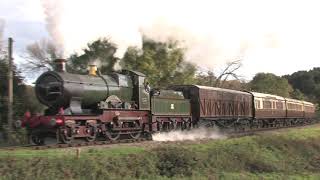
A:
[0,0,319,81]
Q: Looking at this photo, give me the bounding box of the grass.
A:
[0,146,145,158]
[1,125,320,179]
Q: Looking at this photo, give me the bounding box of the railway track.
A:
[0,137,151,151]
[32,137,150,150]
[1,121,319,151]
[225,121,320,138]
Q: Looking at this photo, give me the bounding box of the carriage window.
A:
[263,100,272,109]
[254,100,260,109]
[276,102,283,109]
[288,103,302,110]
[288,103,293,110]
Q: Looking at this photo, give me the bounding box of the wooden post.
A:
[76,148,81,158]
[7,37,13,130]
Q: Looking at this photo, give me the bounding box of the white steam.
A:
[40,0,278,67]
[41,0,64,57]
[152,128,226,142]
[40,0,320,73]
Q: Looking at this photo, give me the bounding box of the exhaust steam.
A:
[152,128,226,142]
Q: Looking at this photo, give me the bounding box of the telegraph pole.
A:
[7,37,13,130]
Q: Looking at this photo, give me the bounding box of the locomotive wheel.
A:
[183,119,192,130]
[105,130,120,141]
[30,134,45,145]
[85,125,97,142]
[175,122,183,130]
[59,127,73,144]
[129,131,141,139]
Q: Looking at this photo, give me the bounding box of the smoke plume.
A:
[39,0,271,68]
[39,0,320,72]
[41,0,64,57]
[152,128,226,142]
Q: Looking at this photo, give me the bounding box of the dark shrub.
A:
[154,146,198,177]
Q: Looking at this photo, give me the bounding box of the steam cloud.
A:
[40,0,320,73]
[40,0,282,68]
[152,128,226,142]
[41,0,64,57]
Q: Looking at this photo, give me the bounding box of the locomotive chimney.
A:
[89,64,97,76]
[54,59,66,72]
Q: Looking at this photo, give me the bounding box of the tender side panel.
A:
[252,92,286,119]
[151,97,190,116]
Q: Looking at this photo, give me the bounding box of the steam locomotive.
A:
[22,59,316,145]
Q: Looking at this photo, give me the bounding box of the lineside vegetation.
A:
[1,125,320,179]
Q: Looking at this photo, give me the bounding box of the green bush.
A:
[0,126,28,146]
[153,146,198,177]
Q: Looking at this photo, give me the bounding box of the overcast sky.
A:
[0,0,319,82]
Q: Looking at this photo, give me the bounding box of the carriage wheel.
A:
[184,119,192,130]
[175,122,183,130]
[129,131,141,139]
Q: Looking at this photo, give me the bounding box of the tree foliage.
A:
[249,73,293,97]
[285,68,320,104]
[0,59,43,127]
[196,71,217,86]
[290,89,306,100]
[121,38,197,88]
[68,38,118,74]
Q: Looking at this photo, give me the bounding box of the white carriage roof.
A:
[250,92,285,101]
[302,101,314,106]
[285,98,304,104]
[193,85,250,95]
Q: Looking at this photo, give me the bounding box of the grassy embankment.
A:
[1,126,320,179]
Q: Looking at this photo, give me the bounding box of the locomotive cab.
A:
[120,70,150,110]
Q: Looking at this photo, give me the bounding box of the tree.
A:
[249,73,293,97]
[195,59,244,90]
[68,38,118,74]
[196,70,217,86]
[214,59,242,87]
[290,89,306,100]
[286,71,315,95]
[221,80,248,91]
[285,68,320,104]
[121,38,197,88]
[0,59,26,125]
[23,39,59,73]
